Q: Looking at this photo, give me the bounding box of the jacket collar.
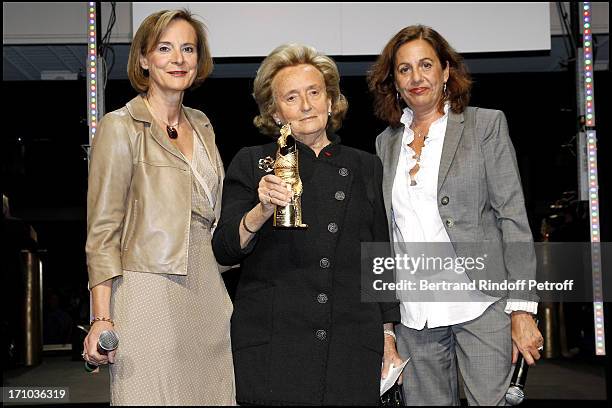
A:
[294,130,342,159]
[126,94,215,169]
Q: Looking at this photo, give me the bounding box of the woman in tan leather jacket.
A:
[83,10,235,405]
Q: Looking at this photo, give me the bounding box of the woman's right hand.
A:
[83,321,116,366]
[258,174,292,216]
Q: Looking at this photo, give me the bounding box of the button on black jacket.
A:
[212,135,400,405]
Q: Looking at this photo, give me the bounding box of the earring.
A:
[328,111,332,118]
[396,92,401,101]
[275,119,282,127]
[443,82,447,95]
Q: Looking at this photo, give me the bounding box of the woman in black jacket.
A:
[212,43,402,405]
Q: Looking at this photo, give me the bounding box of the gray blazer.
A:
[375,107,538,302]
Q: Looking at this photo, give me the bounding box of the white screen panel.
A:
[132,2,551,57]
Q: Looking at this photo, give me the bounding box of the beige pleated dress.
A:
[109,134,236,406]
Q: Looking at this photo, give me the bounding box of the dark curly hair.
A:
[367,25,472,128]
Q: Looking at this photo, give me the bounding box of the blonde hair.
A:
[127,9,213,93]
[253,43,348,136]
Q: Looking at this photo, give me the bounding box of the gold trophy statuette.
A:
[273,124,307,228]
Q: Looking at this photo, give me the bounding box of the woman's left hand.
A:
[511,311,543,366]
[382,336,405,384]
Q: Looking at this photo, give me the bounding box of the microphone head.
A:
[505,385,524,406]
[98,330,119,352]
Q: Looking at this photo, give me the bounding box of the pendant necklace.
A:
[143,96,181,139]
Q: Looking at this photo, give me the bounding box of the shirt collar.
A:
[400,102,450,145]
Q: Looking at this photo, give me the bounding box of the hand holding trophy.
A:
[273,123,308,228]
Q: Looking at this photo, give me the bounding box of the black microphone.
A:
[505,353,529,405]
[85,330,119,372]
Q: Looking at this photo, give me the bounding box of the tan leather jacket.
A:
[86,95,225,288]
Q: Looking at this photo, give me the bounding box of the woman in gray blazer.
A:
[367,25,544,405]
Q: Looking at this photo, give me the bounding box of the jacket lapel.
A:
[437,110,465,193]
[126,95,185,162]
[382,127,404,222]
[183,108,219,178]
[183,108,223,224]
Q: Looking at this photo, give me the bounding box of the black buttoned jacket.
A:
[212,134,400,405]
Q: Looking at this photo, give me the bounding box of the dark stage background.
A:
[1,66,610,353]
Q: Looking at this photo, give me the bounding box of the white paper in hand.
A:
[380,357,410,396]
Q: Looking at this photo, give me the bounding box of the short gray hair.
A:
[252,43,348,136]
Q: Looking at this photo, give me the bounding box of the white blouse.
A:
[392,104,499,329]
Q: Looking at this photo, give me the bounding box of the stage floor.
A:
[2,353,608,405]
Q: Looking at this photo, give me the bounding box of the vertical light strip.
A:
[87,2,98,144]
[86,2,97,307]
[581,2,605,356]
[582,3,596,127]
